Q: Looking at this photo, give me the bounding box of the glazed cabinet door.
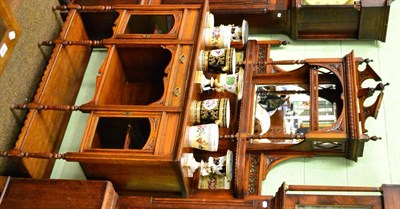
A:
[80,110,182,156]
[116,10,182,39]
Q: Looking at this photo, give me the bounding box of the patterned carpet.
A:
[0,0,62,175]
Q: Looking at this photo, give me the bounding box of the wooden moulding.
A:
[13,10,92,178]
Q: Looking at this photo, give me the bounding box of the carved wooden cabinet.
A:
[162,0,392,41]
[55,2,211,197]
[236,40,388,196]
[3,0,389,206]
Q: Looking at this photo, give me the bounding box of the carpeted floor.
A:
[0,0,62,175]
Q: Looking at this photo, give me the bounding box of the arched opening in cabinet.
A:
[124,15,175,34]
[251,64,344,145]
[92,117,151,150]
[96,45,172,105]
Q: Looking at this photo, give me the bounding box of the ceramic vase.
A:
[200,48,236,74]
[188,124,219,151]
[196,71,215,92]
[229,20,249,45]
[214,68,244,100]
[205,12,214,28]
[191,98,230,128]
[182,153,200,178]
[203,25,231,48]
[199,150,233,181]
[235,51,245,66]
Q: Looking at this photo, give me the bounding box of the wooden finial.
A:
[369,136,382,141]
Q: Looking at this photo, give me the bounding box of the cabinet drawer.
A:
[166,45,193,107]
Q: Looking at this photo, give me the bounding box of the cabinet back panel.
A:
[96,46,171,105]
[80,11,119,40]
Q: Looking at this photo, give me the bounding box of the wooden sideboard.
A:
[1,0,389,204]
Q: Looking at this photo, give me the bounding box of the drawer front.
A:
[166,45,193,107]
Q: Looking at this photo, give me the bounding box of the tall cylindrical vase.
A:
[191,98,230,128]
[200,48,236,74]
[187,124,219,151]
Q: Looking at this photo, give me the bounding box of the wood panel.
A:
[382,184,400,209]
[94,46,126,105]
[80,160,182,196]
[13,10,91,178]
[0,178,118,209]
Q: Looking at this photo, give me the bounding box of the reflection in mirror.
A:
[317,84,338,130]
[254,85,310,142]
[124,15,174,34]
[253,84,339,141]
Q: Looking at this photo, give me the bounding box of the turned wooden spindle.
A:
[52,4,115,11]
[247,59,306,69]
[10,103,80,111]
[39,40,103,46]
[62,40,103,46]
[258,40,290,46]
[358,82,390,98]
[358,58,374,65]
[256,89,309,95]
[264,59,306,65]
[219,134,237,140]
[39,40,56,46]
[249,133,305,140]
[369,136,382,141]
[1,149,65,159]
[375,82,390,91]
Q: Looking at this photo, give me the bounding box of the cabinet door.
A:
[116,10,182,39]
[81,111,162,153]
[80,110,184,155]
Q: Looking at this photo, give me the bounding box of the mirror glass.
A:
[254,83,340,137]
[254,84,311,137]
[252,65,343,142]
[124,15,174,34]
